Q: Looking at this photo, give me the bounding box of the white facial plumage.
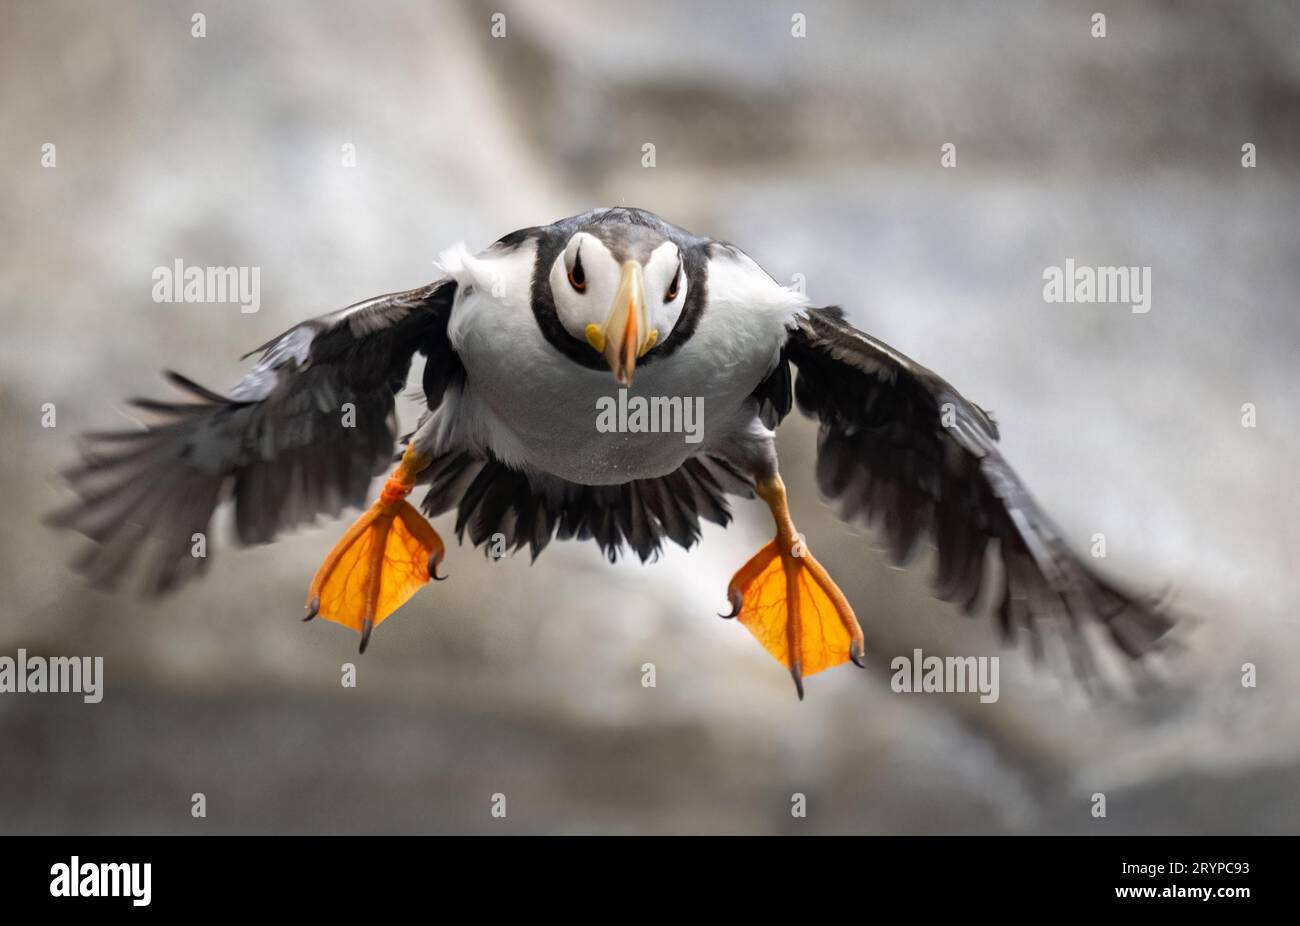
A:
[547,232,688,349]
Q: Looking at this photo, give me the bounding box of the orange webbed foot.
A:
[304,447,443,651]
[725,476,865,698]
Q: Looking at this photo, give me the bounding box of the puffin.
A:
[50,207,1174,697]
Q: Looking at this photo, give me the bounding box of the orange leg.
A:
[724,473,865,698]
[304,444,445,652]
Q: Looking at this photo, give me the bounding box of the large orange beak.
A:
[596,260,655,386]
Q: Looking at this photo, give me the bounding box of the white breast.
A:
[436,240,805,485]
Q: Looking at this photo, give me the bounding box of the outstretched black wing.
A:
[49,280,459,594]
[784,306,1174,677]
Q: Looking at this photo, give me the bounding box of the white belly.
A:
[438,236,802,485]
[455,328,770,485]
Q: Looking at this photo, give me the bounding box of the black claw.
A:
[791,664,805,701]
[303,597,320,622]
[850,639,865,668]
[359,622,372,654]
[719,590,742,619]
[428,553,447,581]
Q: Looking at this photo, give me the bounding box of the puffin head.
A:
[547,216,688,386]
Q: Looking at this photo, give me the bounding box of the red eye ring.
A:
[568,251,586,292]
[664,265,681,302]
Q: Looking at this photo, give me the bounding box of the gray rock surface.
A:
[1,0,1297,833]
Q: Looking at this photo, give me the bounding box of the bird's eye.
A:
[664,264,681,302]
[567,250,586,293]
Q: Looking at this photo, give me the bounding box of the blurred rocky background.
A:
[1,0,1298,833]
